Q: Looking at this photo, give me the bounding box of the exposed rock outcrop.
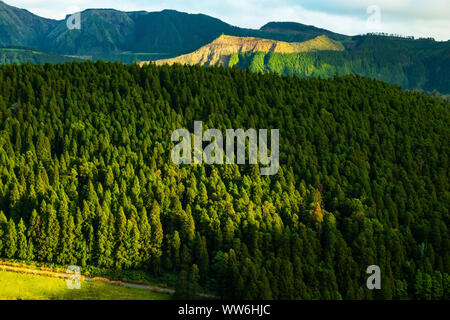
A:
[142,34,344,67]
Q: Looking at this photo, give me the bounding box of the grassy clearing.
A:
[0,270,171,300]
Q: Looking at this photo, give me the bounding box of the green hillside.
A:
[149,35,344,67]
[217,35,450,93]
[0,62,448,300]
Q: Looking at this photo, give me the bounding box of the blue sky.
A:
[5,0,450,40]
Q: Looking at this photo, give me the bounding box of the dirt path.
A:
[115,282,175,294]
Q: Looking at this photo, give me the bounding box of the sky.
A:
[5,0,450,40]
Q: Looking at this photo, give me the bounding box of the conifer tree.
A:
[312,202,324,223]
[139,207,152,264]
[45,204,60,262]
[125,218,141,268]
[26,239,35,261]
[57,201,75,265]
[5,218,17,258]
[16,218,28,260]
[96,209,111,267]
[150,201,163,261]
[0,211,7,256]
[114,207,127,269]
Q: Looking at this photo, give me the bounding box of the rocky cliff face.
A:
[145,34,344,66]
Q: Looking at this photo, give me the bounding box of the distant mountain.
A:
[45,9,243,57]
[149,34,344,66]
[45,9,135,55]
[260,21,348,41]
[0,1,348,58]
[129,9,243,54]
[0,1,58,48]
[0,2,242,58]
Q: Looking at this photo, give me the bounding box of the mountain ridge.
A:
[0,0,350,57]
[260,21,349,41]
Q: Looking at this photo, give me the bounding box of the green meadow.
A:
[0,271,171,300]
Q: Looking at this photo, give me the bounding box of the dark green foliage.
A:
[5,218,16,258]
[0,62,448,300]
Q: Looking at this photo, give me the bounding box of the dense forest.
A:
[0,62,448,299]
